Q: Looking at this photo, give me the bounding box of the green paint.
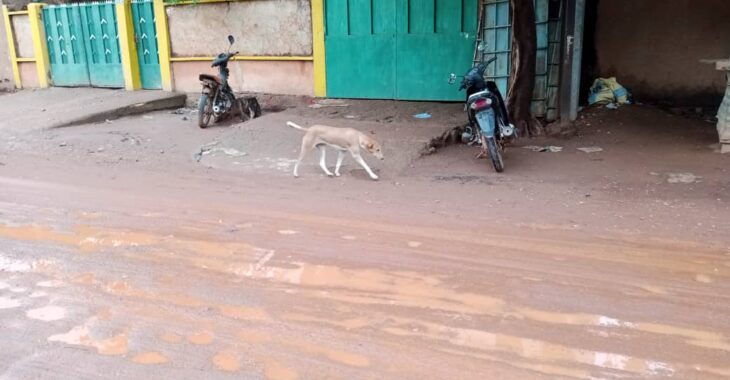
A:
[132,0,161,89]
[80,2,124,88]
[43,2,124,88]
[44,5,90,86]
[325,0,477,101]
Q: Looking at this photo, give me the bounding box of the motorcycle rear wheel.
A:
[486,137,504,173]
[198,94,213,128]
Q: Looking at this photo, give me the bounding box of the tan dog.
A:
[287,121,384,180]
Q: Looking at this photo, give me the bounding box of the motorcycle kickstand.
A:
[475,136,489,159]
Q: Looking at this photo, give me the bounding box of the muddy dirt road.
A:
[1,105,730,379]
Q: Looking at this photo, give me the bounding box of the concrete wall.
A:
[594,0,730,105]
[0,0,14,90]
[11,13,32,57]
[172,60,313,95]
[167,0,312,57]
[18,61,37,87]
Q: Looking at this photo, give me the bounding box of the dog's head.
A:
[361,136,384,160]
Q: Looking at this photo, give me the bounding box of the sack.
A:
[588,77,630,106]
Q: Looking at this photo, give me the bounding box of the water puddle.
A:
[695,274,713,283]
[264,360,299,380]
[132,351,169,365]
[160,332,182,343]
[282,339,370,367]
[187,330,214,345]
[237,329,273,344]
[212,351,241,372]
[36,280,64,288]
[48,318,129,356]
[0,296,21,309]
[26,306,66,321]
[384,319,675,378]
[219,305,270,321]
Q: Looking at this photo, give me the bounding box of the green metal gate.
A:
[43,5,90,86]
[325,0,477,101]
[43,2,124,88]
[131,0,161,89]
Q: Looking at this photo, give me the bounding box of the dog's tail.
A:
[286,121,308,131]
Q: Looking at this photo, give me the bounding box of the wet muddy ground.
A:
[1,102,729,379]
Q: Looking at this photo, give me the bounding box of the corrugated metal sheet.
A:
[717,71,730,145]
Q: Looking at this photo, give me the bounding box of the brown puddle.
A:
[264,360,299,380]
[237,329,273,344]
[283,339,370,368]
[160,332,183,343]
[212,351,241,372]
[695,274,714,283]
[219,305,270,321]
[283,313,374,330]
[48,319,129,356]
[132,351,169,365]
[187,330,214,345]
[0,222,258,259]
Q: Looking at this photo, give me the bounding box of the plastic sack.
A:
[588,77,630,106]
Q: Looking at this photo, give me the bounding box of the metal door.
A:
[131,0,161,89]
[395,0,477,101]
[43,5,91,86]
[324,0,477,101]
[325,0,396,99]
[43,2,124,88]
[79,1,123,87]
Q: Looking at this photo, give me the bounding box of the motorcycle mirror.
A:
[448,73,456,84]
[477,42,487,52]
[227,35,235,45]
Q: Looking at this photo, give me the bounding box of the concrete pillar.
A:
[116,0,141,91]
[27,2,50,88]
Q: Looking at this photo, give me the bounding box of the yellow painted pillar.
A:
[116,0,141,90]
[311,0,326,97]
[27,3,50,88]
[2,6,22,89]
[153,0,173,91]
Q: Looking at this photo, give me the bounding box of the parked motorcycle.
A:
[198,35,260,128]
[449,47,515,172]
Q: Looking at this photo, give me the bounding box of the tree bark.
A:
[507,0,539,136]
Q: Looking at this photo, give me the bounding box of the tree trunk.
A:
[507,0,539,136]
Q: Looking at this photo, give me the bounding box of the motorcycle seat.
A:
[199,74,221,84]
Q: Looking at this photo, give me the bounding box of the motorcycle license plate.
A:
[475,109,496,138]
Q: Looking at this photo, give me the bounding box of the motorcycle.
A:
[198,35,260,128]
[449,47,515,172]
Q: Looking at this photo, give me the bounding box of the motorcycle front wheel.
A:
[198,94,213,128]
[486,137,504,173]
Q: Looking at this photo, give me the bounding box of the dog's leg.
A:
[293,141,309,178]
[318,146,334,177]
[352,153,378,180]
[334,151,345,177]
